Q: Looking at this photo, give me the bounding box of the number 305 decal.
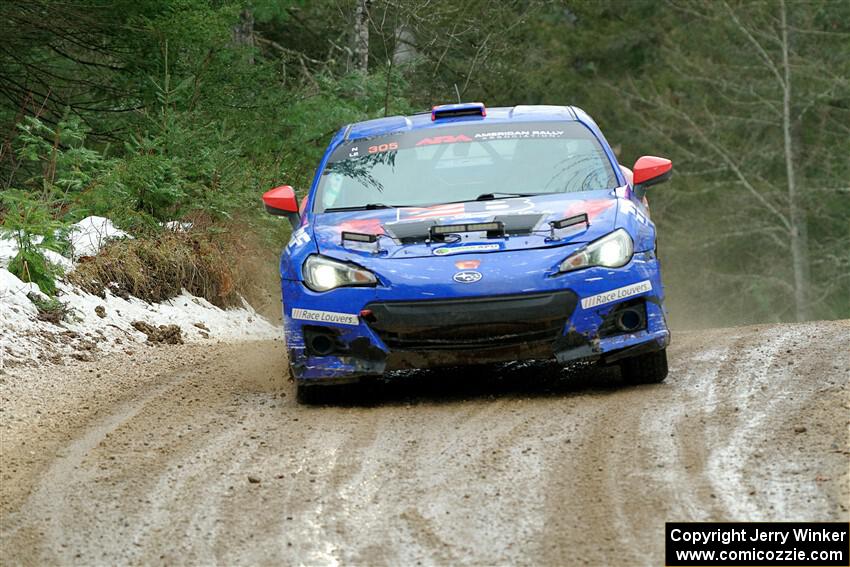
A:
[368,142,398,154]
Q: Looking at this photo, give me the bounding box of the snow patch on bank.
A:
[0,216,128,269]
[0,235,74,273]
[0,216,281,368]
[68,216,130,259]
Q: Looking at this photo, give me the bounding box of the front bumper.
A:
[281,252,669,383]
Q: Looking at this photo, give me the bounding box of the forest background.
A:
[1,0,847,327]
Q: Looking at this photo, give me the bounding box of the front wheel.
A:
[620,348,668,384]
[296,382,365,405]
[296,382,334,405]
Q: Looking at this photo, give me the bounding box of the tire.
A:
[296,382,331,405]
[296,382,362,405]
[290,362,326,404]
[620,348,668,384]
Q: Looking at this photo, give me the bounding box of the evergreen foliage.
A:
[0,0,847,323]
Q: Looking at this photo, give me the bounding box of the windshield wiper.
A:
[325,193,542,212]
[474,192,542,201]
[324,203,394,212]
[412,193,544,208]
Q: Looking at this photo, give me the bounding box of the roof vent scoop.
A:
[431,102,487,121]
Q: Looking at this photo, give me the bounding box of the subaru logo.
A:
[453,270,482,284]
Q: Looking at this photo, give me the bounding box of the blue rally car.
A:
[263,102,673,402]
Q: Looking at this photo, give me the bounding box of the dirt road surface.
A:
[1,320,848,565]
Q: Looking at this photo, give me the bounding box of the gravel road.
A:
[1,320,848,566]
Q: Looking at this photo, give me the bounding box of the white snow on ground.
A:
[0,235,74,272]
[67,216,130,259]
[163,221,193,232]
[0,215,126,269]
[0,238,16,266]
[0,216,280,368]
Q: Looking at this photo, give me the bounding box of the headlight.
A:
[559,228,634,272]
[302,255,377,292]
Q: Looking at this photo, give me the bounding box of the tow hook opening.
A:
[304,326,340,356]
[615,307,645,332]
[309,334,335,356]
[599,299,648,338]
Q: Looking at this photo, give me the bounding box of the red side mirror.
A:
[632,156,672,189]
[263,185,298,216]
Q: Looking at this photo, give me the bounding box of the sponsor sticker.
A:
[473,130,565,141]
[415,134,473,146]
[563,199,615,222]
[368,142,398,154]
[291,308,359,326]
[433,244,500,256]
[287,227,311,249]
[402,203,467,220]
[401,198,537,222]
[580,280,652,309]
[621,200,650,225]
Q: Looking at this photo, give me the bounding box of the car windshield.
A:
[315,121,618,213]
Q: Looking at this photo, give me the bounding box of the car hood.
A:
[311,190,621,260]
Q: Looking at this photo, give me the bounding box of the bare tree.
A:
[620,0,849,321]
[353,0,371,72]
[233,7,255,65]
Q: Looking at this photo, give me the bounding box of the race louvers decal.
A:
[291,308,359,326]
[580,280,652,309]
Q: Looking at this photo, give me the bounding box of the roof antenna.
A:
[453,83,461,104]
